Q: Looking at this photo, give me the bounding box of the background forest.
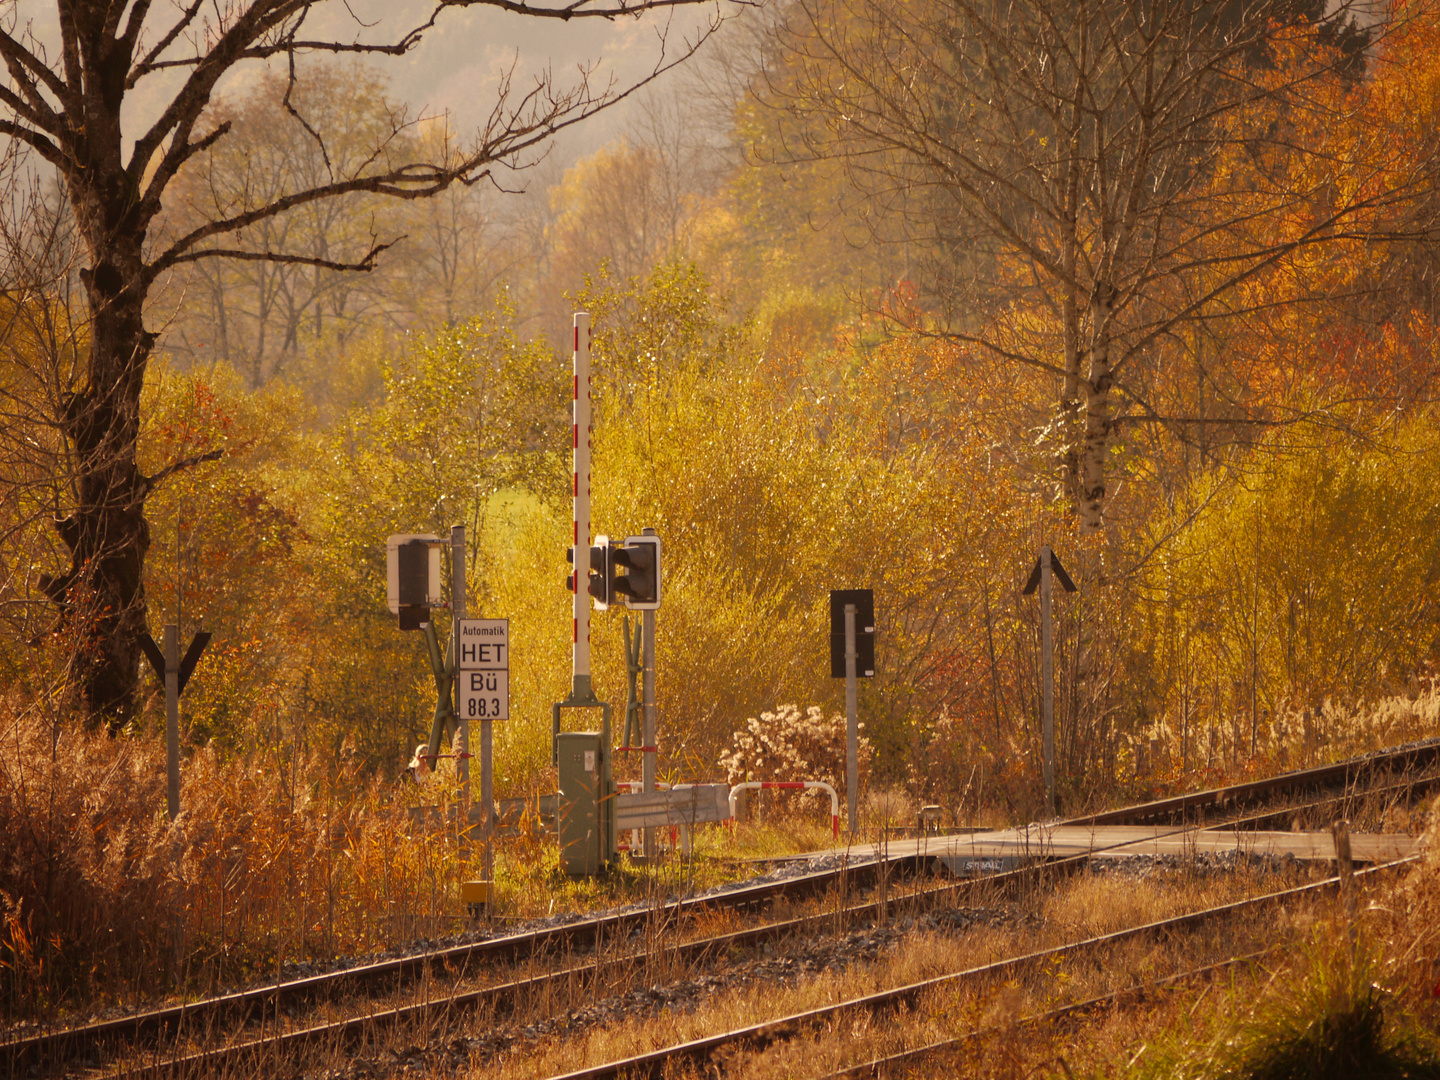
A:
[7,0,1440,807]
[5,0,1440,1008]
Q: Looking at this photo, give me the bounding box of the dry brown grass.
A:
[1135,685,1440,800]
[0,687,870,1028]
[0,701,482,1020]
[456,861,1318,1079]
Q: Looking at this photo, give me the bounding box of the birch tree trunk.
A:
[1079,289,1115,534]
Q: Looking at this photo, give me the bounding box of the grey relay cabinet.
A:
[556,731,617,876]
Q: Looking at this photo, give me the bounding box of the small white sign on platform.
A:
[458,619,509,720]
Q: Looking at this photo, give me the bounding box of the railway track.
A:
[1078,736,1440,827]
[3,853,940,1076]
[6,739,1435,1076]
[0,810,1304,1078]
[545,859,1412,1080]
[31,824,1326,1079]
[816,948,1284,1080]
[7,841,1110,1077]
[120,866,1055,1078]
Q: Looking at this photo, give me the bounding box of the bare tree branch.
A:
[0,117,65,167]
[162,238,400,271]
[126,0,206,88]
[141,449,225,493]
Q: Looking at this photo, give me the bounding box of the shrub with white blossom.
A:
[718,703,872,790]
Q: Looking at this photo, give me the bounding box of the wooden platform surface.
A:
[815,824,1419,865]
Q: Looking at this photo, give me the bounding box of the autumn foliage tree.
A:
[753,0,1431,534]
[0,158,82,689]
[0,0,735,724]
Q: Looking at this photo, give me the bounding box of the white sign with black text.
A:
[457,619,509,721]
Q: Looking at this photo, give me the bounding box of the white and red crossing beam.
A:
[728,781,841,839]
[573,312,592,689]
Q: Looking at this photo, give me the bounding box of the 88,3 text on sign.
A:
[461,670,509,720]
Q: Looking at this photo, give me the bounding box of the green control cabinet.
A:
[556,731,616,876]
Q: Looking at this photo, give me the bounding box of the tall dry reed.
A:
[0,699,476,1020]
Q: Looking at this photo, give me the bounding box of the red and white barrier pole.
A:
[728,781,841,839]
[573,313,591,688]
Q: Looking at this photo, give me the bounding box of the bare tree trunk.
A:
[43,233,153,723]
[983,573,1004,743]
[1078,289,1115,533]
[1058,16,1087,510]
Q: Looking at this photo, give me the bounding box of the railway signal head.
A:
[587,536,612,609]
[612,535,661,610]
[566,541,612,608]
[386,534,442,630]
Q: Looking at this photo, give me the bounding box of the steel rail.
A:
[0,854,917,1073]
[1221,773,1440,832]
[88,813,1320,1079]
[543,858,1415,1080]
[6,740,1431,1074]
[1076,737,1440,826]
[138,793,1416,1078]
[0,800,1265,1076]
[38,850,1094,1078]
[816,947,1284,1079]
[2,810,1249,1077]
[111,886,996,1076]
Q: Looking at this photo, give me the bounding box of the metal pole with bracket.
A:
[1041,547,1054,817]
[165,624,179,820]
[845,603,858,836]
[452,525,470,803]
[829,589,873,838]
[139,624,212,821]
[1022,545,1076,819]
[642,570,657,859]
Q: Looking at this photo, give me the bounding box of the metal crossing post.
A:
[1041,546,1055,817]
[642,569,657,859]
[165,624,179,820]
[138,624,211,822]
[1023,546,1073,819]
[452,525,471,804]
[844,603,858,836]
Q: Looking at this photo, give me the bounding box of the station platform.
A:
[803,824,1420,875]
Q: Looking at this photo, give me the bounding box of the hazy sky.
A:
[11,0,739,168]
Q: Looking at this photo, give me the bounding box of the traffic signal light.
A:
[568,534,661,611]
[386,534,442,630]
[566,541,612,609]
[587,538,611,608]
[612,534,661,609]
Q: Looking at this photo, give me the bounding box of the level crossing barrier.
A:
[729,780,840,839]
